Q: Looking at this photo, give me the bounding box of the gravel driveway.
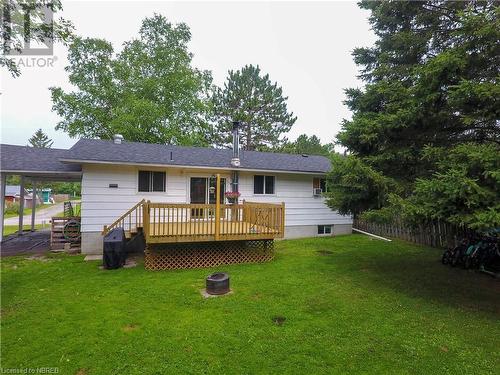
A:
[4,201,78,225]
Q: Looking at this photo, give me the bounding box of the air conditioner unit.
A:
[313,188,322,196]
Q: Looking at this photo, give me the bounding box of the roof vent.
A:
[113,134,124,144]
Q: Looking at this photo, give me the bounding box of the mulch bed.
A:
[1,230,50,257]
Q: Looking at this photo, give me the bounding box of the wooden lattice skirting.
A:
[144,240,274,270]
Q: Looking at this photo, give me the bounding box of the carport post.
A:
[31,180,37,231]
[18,176,25,234]
[0,173,6,242]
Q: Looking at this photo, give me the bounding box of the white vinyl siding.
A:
[239,172,349,227]
[80,164,352,233]
[81,164,186,232]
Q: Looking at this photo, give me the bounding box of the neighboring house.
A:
[23,193,43,209]
[0,136,352,254]
[28,188,53,204]
[4,185,41,208]
[39,188,52,204]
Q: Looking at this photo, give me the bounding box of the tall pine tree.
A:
[326,1,500,229]
[28,129,53,148]
[211,65,297,151]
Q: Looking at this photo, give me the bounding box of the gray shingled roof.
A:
[64,139,331,173]
[5,185,21,196]
[0,144,82,174]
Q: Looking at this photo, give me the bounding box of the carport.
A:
[0,144,82,242]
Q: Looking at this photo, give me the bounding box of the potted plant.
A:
[224,191,241,204]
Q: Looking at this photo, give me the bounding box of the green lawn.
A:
[1,235,499,374]
[4,204,50,218]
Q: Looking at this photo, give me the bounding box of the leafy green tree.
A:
[47,182,81,197]
[327,1,500,229]
[325,154,396,217]
[280,134,333,156]
[28,129,53,148]
[212,64,296,151]
[51,15,212,146]
[1,0,74,77]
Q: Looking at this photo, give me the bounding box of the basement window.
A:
[254,175,275,195]
[317,225,332,235]
[138,171,166,192]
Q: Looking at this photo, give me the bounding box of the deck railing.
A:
[143,201,285,243]
[102,199,145,235]
[102,199,285,243]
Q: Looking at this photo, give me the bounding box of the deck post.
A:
[18,176,25,234]
[281,202,285,238]
[143,200,150,242]
[215,174,221,240]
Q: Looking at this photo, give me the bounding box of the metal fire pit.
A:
[206,272,230,295]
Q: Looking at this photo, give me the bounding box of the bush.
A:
[4,202,20,215]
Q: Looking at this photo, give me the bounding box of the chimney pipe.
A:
[113,134,124,144]
[231,121,241,167]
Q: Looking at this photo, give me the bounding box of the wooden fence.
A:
[353,219,475,248]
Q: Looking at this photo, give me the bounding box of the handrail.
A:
[143,201,284,239]
[103,199,285,241]
[102,199,146,235]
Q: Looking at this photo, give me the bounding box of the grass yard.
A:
[4,204,50,219]
[1,235,499,374]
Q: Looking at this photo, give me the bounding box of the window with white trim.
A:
[254,175,275,195]
[317,225,332,235]
[138,171,166,192]
[313,177,328,193]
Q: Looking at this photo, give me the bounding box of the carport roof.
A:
[0,144,82,181]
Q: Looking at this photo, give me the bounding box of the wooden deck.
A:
[147,221,279,243]
[103,199,285,244]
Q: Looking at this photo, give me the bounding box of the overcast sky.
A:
[0,0,376,149]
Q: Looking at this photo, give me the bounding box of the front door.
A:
[190,177,207,204]
[190,177,226,218]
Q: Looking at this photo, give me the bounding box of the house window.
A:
[254,175,275,194]
[138,171,166,192]
[313,177,328,193]
[318,225,332,235]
